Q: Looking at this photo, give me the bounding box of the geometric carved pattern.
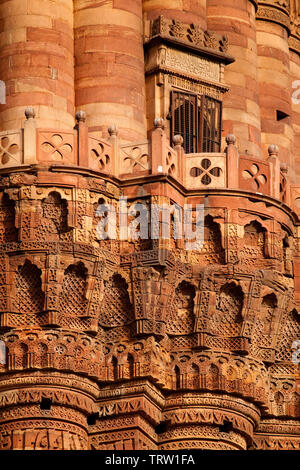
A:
[209,283,243,336]
[250,293,278,354]
[187,155,226,189]
[39,132,75,163]
[276,309,300,362]
[121,143,151,174]
[13,260,44,314]
[0,135,19,165]
[58,263,88,318]
[37,191,71,241]
[240,158,271,195]
[0,131,22,168]
[89,137,112,172]
[201,215,225,264]
[99,274,134,328]
[241,221,266,261]
[190,158,223,186]
[166,281,195,335]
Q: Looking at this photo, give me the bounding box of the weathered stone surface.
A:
[0,0,299,452]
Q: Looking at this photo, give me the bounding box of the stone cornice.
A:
[0,163,297,226]
[144,16,235,66]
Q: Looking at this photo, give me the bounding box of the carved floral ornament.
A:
[40,133,73,162]
[190,158,222,186]
[149,16,229,54]
[0,134,20,166]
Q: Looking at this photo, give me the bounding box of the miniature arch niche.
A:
[188,363,199,389]
[99,273,134,328]
[260,292,278,333]
[93,197,106,223]
[282,227,294,276]
[175,365,181,390]
[58,262,88,317]
[166,280,196,336]
[14,259,45,314]
[212,282,244,336]
[41,191,70,235]
[127,353,134,379]
[208,363,219,388]
[243,220,267,257]
[204,214,225,261]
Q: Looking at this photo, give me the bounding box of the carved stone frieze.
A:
[146,16,230,55]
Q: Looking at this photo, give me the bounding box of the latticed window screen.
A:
[170,91,222,153]
[200,95,222,153]
[171,91,198,154]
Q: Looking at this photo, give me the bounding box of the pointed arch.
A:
[203,214,225,264]
[38,191,70,241]
[241,220,266,259]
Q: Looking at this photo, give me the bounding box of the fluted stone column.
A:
[289,1,300,180]
[207,0,262,158]
[256,1,294,171]
[0,0,75,131]
[142,0,207,30]
[74,0,147,143]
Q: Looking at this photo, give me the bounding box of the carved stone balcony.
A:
[0,110,298,216]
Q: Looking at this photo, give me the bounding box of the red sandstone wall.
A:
[0,0,75,130]
[207,0,262,158]
[290,49,300,179]
[256,12,293,172]
[142,0,207,30]
[74,0,147,143]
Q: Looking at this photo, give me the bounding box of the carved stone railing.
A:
[1,109,300,213]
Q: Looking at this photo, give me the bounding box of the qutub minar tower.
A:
[0,0,299,451]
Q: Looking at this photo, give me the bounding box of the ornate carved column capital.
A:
[256,1,291,32]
